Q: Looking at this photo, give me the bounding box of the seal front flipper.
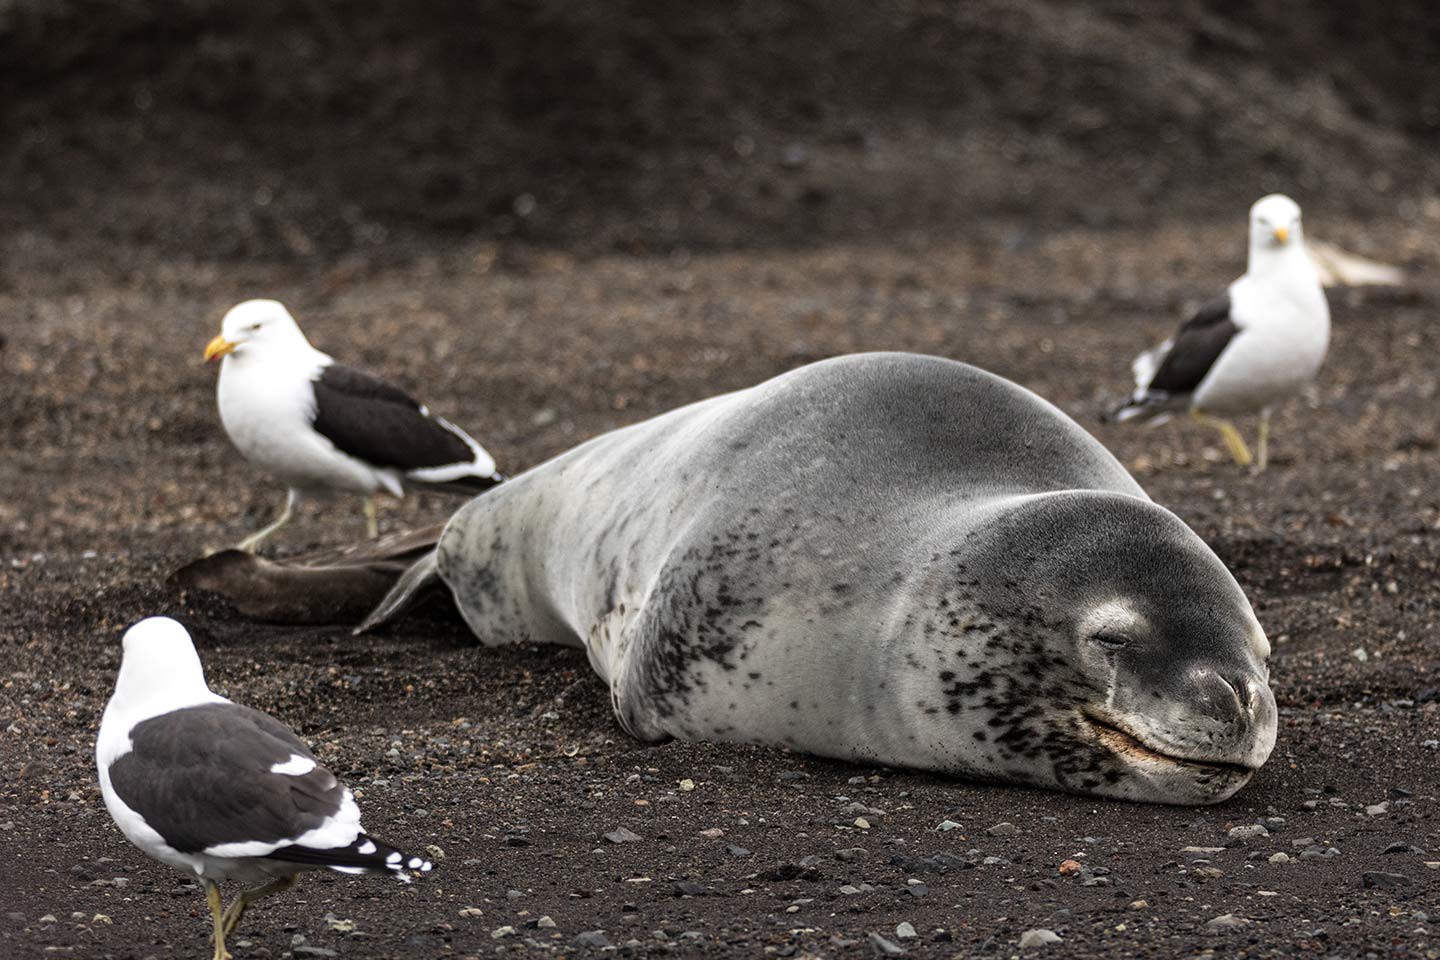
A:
[355,550,441,634]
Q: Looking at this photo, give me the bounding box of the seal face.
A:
[372,352,1276,804]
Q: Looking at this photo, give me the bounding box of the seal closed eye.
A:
[365,352,1277,804]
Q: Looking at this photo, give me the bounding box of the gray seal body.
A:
[371,353,1276,804]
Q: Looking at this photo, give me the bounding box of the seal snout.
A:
[1181,666,1277,769]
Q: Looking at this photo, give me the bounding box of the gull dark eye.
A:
[248,323,262,332]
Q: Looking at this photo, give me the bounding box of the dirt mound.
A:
[2,0,1437,270]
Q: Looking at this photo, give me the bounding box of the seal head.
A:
[916,490,1275,804]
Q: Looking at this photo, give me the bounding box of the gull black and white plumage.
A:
[204,299,503,552]
[96,617,432,960]
[1111,194,1330,470]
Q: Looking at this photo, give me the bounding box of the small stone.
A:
[293,949,338,958]
[895,921,918,940]
[673,881,706,896]
[424,844,445,861]
[836,847,867,862]
[839,884,863,895]
[325,917,356,932]
[574,930,612,949]
[1194,866,1224,879]
[605,827,642,844]
[536,916,557,929]
[1301,846,1341,861]
[491,926,516,939]
[1268,852,1291,864]
[1382,842,1421,854]
[1227,824,1268,843]
[678,779,695,792]
[1128,900,1148,910]
[1057,859,1082,876]
[854,817,872,830]
[935,819,963,832]
[1365,802,1389,817]
[867,932,907,956]
[1205,914,1251,933]
[725,844,751,858]
[1019,928,1063,949]
[1362,871,1413,888]
[459,907,484,918]
[38,915,56,924]
[699,827,724,838]
[986,822,1019,837]
[905,881,929,898]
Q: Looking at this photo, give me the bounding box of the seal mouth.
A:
[1083,714,1256,776]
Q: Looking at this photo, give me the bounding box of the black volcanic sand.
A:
[3,1,1440,956]
[2,226,1438,959]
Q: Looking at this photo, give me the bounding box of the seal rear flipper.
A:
[170,525,445,624]
[355,549,443,635]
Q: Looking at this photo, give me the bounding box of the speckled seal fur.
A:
[368,353,1277,804]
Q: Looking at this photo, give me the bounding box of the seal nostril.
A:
[1219,673,1247,708]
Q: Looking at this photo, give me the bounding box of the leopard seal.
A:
[364,352,1277,804]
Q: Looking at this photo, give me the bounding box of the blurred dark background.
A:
[3,0,1439,274]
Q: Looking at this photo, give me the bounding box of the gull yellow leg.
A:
[1255,408,1272,473]
[364,496,379,539]
[221,874,298,939]
[206,880,232,960]
[236,489,298,553]
[1191,411,1252,467]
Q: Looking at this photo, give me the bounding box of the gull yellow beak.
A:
[1273,226,1289,245]
[204,335,238,363]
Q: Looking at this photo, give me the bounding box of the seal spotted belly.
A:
[366,352,1277,804]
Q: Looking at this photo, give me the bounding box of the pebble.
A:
[491,926,516,939]
[867,932,906,956]
[678,778,695,792]
[1227,824,1268,843]
[854,817,872,830]
[1057,859,1082,876]
[574,930,612,949]
[1128,900,1148,910]
[1018,928,1063,949]
[725,844,752,858]
[673,881,706,896]
[986,822,1019,837]
[1383,842,1422,854]
[1205,914,1252,933]
[458,907,484,918]
[895,922,918,940]
[1366,802,1390,817]
[536,916,557,929]
[935,820,963,832]
[1362,871,1413,888]
[1268,852,1292,864]
[905,880,929,898]
[604,827,642,844]
[837,847,867,862]
[699,827,724,838]
[1300,846,1341,861]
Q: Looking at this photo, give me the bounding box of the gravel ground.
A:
[2,219,1438,958]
